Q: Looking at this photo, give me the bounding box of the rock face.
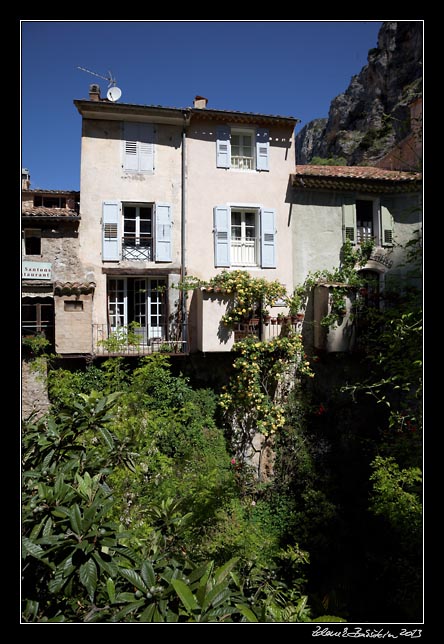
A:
[296,21,423,165]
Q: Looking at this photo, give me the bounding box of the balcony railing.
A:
[231,155,254,170]
[234,316,304,342]
[92,324,186,356]
[122,237,153,261]
[231,237,258,267]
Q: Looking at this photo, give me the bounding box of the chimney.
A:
[89,83,101,101]
[22,168,30,190]
[194,95,208,109]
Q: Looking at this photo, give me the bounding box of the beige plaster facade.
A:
[74,95,298,354]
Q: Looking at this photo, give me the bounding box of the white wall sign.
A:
[22,261,52,280]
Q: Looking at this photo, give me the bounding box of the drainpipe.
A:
[181,112,189,352]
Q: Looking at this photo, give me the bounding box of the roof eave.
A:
[74,100,191,125]
[291,175,422,194]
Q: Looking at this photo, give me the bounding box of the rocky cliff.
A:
[296,21,422,166]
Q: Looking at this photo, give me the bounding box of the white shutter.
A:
[380,203,394,246]
[123,123,139,171]
[342,198,357,244]
[102,201,120,261]
[155,204,172,262]
[139,124,154,173]
[256,128,270,171]
[260,208,276,268]
[216,126,231,168]
[123,122,154,172]
[213,206,231,267]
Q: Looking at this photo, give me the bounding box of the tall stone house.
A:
[71,87,297,357]
[21,86,422,364]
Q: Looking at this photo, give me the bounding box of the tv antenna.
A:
[77,66,122,102]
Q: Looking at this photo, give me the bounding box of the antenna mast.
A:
[77,66,117,88]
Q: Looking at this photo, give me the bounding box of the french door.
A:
[108,277,166,343]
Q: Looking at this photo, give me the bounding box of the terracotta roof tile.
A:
[294,165,422,181]
[22,189,79,196]
[22,207,80,218]
[292,165,422,193]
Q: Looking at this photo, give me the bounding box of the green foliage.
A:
[309,157,347,166]
[206,270,287,327]
[98,321,142,352]
[369,455,422,535]
[22,333,51,356]
[219,333,313,443]
[22,372,334,622]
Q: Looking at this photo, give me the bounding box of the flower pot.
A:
[263,316,271,325]
[271,318,277,325]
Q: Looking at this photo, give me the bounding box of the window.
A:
[24,229,41,255]
[108,277,167,343]
[214,205,276,268]
[33,196,66,208]
[356,199,374,243]
[216,127,269,171]
[64,301,83,311]
[123,122,154,173]
[102,202,172,262]
[231,210,258,265]
[231,130,254,170]
[22,298,54,341]
[342,198,394,247]
[123,205,153,260]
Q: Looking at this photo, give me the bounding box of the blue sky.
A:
[21,20,385,190]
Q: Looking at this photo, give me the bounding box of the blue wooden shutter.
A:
[216,126,231,168]
[139,124,154,173]
[260,208,276,268]
[123,122,139,171]
[342,198,357,244]
[155,204,172,262]
[102,201,120,261]
[256,128,270,171]
[380,203,394,246]
[213,206,231,267]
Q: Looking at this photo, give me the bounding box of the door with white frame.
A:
[108,277,167,344]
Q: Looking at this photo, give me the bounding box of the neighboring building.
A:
[73,87,298,356]
[21,170,85,351]
[290,164,422,351]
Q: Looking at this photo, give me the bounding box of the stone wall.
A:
[21,358,50,419]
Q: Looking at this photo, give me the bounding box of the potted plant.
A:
[262,310,271,325]
[285,287,306,323]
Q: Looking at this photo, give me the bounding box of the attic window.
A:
[33,196,67,208]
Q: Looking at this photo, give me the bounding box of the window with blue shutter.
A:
[123,122,154,173]
[342,198,357,244]
[155,204,172,262]
[380,203,394,246]
[102,201,120,261]
[256,128,270,171]
[260,208,276,268]
[216,127,231,168]
[214,206,231,267]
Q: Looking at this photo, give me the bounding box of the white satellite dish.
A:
[107,86,122,102]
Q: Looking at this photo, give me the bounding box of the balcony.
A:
[92,324,186,356]
[122,237,153,261]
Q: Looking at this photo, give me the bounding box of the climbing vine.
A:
[219,333,313,445]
